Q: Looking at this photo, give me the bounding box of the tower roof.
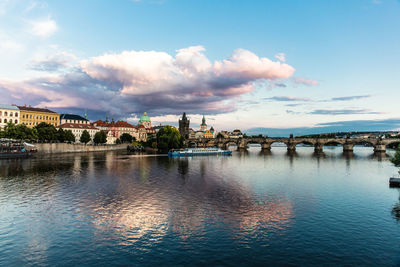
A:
[139,112,151,122]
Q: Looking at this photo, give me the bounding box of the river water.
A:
[1,146,400,266]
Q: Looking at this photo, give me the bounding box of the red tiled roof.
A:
[58,123,99,130]
[92,120,136,128]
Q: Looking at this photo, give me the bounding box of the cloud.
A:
[30,18,58,37]
[309,109,383,115]
[265,96,313,102]
[293,77,318,86]
[0,46,297,118]
[28,51,78,72]
[329,95,371,101]
[274,53,286,62]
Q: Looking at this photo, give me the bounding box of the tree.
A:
[35,122,58,142]
[156,125,183,152]
[120,133,133,143]
[93,131,107,144]
[57,128,66,142]
[391,145,400,167]
[65,130,75,143]
[80,130,91,144]
[2,122,38,141]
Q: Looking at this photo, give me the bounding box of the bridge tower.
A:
[179,112,190,139]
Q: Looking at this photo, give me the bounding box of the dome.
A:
[139,112,151,122]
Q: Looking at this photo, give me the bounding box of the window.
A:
[30,115,32,119]
[0,119,1,123]
[15,113,18,117]
[0,111,2,116]
[4,112,7,116]
[15,120,17,123]
[46,116,48,120]
[4,119,7,123]
[10,112,13,116]
[22,114,25,119]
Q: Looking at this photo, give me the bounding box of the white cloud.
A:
[275,53,286,62]
[30,18,58,37]
[1,46,300,116]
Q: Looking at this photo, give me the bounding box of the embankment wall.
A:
[35,143,127,154]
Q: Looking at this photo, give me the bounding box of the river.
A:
[1,146,400,266]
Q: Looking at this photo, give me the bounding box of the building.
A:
[203,130,213,139]
[58,123,100,144]
[139,112,151,128]
[138,112,156,135]
[179,112,190,139]
[92,120,146,141]
[0,104,19,129]
[200,115,207,132]
[60,114,89,125]
[18,105,60,128]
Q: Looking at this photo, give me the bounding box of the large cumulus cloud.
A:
[0,46,296,118]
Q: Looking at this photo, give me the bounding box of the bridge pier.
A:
[343,143,354,152]
[261,143,271,150]
[374,144,386,153]
[287,143,296,152]
[238,140,247,151]
[314,143,323,153]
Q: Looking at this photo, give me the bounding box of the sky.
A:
[0,0,399,134]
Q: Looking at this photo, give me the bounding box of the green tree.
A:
[57,128,66,142]
[156,125,183,152]
[93,131,107,144]
[80,130,91,144]
[391,145,400,167]
[65,130,75,143]
[35,122,58,142]
[120,133,133,143]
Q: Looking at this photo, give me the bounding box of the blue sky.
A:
[0,0,399,133]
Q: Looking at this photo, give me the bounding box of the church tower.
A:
[200,115,207,132]
[179,112,190,139]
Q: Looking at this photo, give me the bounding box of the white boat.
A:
[168,147,232,157]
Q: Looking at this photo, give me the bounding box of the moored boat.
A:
[168,147,232,157]
[0,139,37,159]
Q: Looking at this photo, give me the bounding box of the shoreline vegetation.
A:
[0,122,185,155]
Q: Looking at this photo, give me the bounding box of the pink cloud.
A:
[293,77,319,86]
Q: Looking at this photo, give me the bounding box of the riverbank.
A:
[35,143,127,154]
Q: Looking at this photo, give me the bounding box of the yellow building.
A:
[203,129,214,139]
[18,106,60,128]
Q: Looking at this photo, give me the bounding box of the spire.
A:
[202,115,205,124]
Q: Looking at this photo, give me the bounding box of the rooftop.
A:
[0,104,19,110]
[60,114,88,121]
[58,123,99,130]
[18,106,57,114]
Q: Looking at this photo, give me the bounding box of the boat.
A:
[168,147,232,157]
[0,138,37,159]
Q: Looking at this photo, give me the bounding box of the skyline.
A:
[0,0,400,133]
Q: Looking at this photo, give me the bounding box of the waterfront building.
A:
[60,114,89,125]
[200,115,207,132]
[179,112,190,139]
[92,120,149,142]
[138,112,156,135]
[195,130,204,139]
[139,112,151,129]
[18,105,60,128]
[0,104,19,129]
[58,123,100,144]
[188,128,196,139]
[203,130,213,139]
[230,129,243,138]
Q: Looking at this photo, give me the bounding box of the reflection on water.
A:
[0,147,400,266]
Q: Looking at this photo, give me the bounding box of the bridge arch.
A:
[386,140,400,149]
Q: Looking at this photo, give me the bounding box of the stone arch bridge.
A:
[187,137,400,153]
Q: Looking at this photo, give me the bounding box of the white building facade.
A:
[0,104,20,129]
